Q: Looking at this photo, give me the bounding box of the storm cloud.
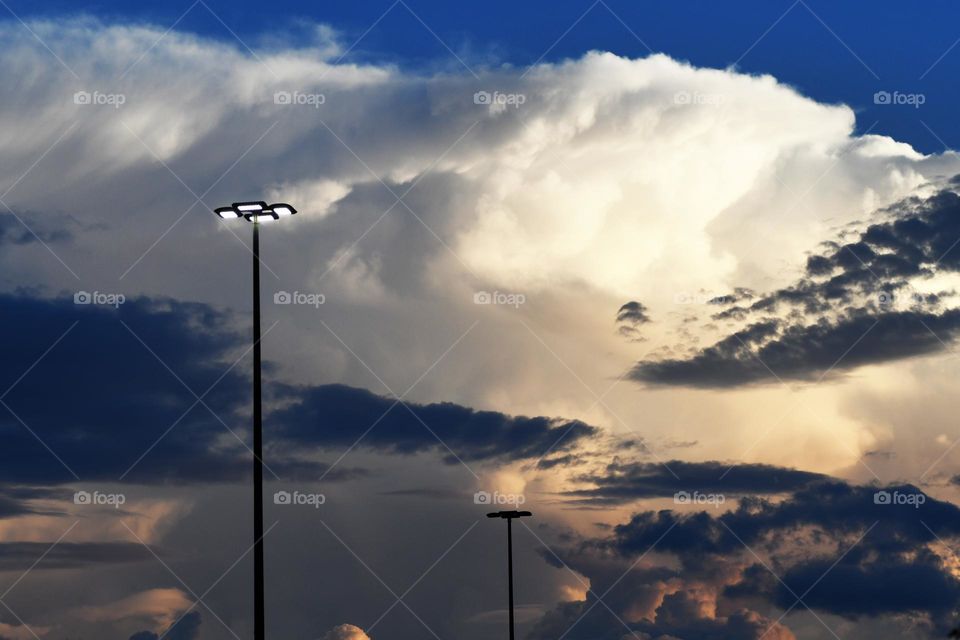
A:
[633,185,960,387]
[565,460,827,504]
[535,478,960,639]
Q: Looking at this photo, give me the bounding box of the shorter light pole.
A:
[487,510,533,640]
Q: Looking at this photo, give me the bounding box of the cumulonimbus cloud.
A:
[3,16,959,428]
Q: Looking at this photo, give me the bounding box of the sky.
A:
[3,1,960,639]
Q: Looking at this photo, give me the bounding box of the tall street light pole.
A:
[487,510,533,640]
[213,201,297,640]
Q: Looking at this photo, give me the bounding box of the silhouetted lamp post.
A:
[487,510,533,640]
[213,200,297,640]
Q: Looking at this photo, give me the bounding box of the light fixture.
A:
[235,201,268,212]
[214,207,242,220]
[271,203,296,217]
[213,202,297,223]
[244,209,280,223]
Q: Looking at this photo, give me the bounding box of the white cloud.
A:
[322,623,371,640]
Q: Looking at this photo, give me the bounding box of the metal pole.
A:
[253,221,265,640]
[508,517,515,640]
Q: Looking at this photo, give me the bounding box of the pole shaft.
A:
[508,518,515,640]
[253,222,265,640]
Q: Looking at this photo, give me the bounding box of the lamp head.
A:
[487,510,533,519]
[213,201,297,223]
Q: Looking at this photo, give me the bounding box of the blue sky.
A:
[7,0,960,153]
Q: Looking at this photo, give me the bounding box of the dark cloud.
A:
[617,301,651,325]
[272,383,598,463]
[536,453,584,470]
[533,478,960,639]
[633,184,960,387]
[0,293,596,486]
[565,460,827,504]
[708,287,756,306]
[744,551,960,618]
[0,211,72,246]
[0,293,270,484]
[633,309,960,387]
[0,542,153,570]
[607,482,960,622]
[0,486,70,518]
[607,481,957,557]
[616,301,651,341]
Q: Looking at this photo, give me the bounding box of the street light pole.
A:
[487,510,533,640]
[507,516,514,640]
[213,201,297,640]
[252,220,264,640]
